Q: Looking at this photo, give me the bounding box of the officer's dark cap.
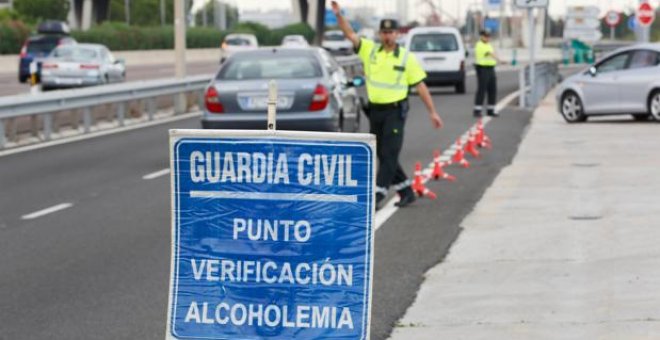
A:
[379,19,399,31]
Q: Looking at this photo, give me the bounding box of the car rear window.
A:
[218,54,322,80]
[51,46,98,61]
[410,33,459,52]
[27,39,59,54]
[225,37,253,46]
[324,32,345,41]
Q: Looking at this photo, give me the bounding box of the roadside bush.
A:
[0,21,316,54]
[0,20,31,54]
[271,23,315,45]
[71,23,223,50]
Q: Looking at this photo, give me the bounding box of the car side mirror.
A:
[588,66,597,77]
[115,58,125,65]
[348,76,365,88]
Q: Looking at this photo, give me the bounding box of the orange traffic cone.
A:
[431,150,456,182]
[476,119,492,149]
[465,131,481,158]
[412,162,437,199]
[451,139,470,168]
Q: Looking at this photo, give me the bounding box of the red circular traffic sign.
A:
[605,11,621,27]
[637,2,655,27]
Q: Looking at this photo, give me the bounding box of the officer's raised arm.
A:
[331,1,360,48]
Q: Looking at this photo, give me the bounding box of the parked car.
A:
[322,30,353,56]
[557,43,660,123]
[405,26,467,93]
[40,43,126,91]
[18,21,76,83]
[281,35,309,48]
[220,33,258,63]
[201,47,364,132]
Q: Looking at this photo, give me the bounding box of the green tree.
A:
[13,0,70,23]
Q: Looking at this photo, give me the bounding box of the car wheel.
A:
[632,113,651,121]
[560,92,587,123]
[455,80,466,94]
[648,90,660,121]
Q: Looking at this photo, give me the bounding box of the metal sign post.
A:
[267,80,277,131]
[515,0,548,106]
[528,8,536,105]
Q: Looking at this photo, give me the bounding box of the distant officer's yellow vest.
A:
[357,38,426,104]
[475,40,497,67]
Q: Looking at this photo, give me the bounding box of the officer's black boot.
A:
[395,187,416,208]
[376,193,386,211]
[487,109,499,117]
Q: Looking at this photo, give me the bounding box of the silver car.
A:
[201,47,364,132]
[41,43,125,90]
[557,43,660,122]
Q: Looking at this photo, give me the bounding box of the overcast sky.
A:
[194,0,660,21]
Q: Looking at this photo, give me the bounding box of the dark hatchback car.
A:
[18,21,76,83]
[202,47,364,132]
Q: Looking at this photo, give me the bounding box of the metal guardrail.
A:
[519,62,561,109]
[0,55,363,150]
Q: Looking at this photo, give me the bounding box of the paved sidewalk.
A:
[389,91,660,339]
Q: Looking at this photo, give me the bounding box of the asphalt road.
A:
[0,69,531,339]
[0,61,219,97]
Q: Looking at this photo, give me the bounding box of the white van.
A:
[405,27,467,93]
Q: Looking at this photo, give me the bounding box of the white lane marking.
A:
[0,111,202,158]
[21,203,74,220]
[373,88,522,231]
[191,191,358,203]
[143,168,170,180]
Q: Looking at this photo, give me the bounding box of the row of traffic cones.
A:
[411,119,492,200]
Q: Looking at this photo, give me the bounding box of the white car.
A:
[322,30,353,56]
[40,43,125,91]
[405,26,467,93]
[281,35,309,48]
[220,33,258,63]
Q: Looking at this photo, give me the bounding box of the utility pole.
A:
[174,0,187,114]
[499,0,505,48]
[160,0,166,26]
[124,0,130,25]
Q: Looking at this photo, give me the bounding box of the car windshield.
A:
[51,46,98,61]
[27,39,58,54]
[218,54,322,80]
[410,33,459,52]
[225,37,253,46]
[324,32,345,41]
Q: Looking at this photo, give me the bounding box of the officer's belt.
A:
[369,99,406,111]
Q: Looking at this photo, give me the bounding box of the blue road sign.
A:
[167,130,375,340]
[628,15,637,31]
[325,9,346,26]
[484,18,500,33]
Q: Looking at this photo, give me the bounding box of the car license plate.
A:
[240,95,293,110]
[56,78,82,85]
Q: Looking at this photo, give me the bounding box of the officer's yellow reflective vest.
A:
[475,40,497,67]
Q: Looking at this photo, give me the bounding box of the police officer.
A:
[331,1,444,209]
[473,30,500,117]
